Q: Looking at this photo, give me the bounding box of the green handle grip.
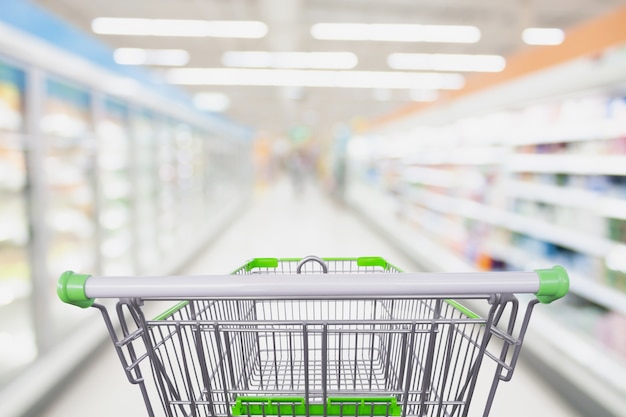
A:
[535,265,569,304]
[57,271,94,308]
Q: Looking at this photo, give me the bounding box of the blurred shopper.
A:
[288,147,309,196]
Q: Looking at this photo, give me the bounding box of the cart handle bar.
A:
[58,266,568,308]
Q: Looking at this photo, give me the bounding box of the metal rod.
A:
[84,272,541,299]
[418,300,443,416]
[322,324,328,416]
[302,324,310,417]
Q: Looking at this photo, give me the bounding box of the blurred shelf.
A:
[506,154,626,175]
[522,305,626,417]
[509,119,626,146]
[486,242,626,316]
[504,180,599,208]
[347,182,473,272]
[504,179,626,220]
[348,181,626,417]
[404,147,505,166]
[502,212,614,257]
[402,167,461,188]
[409,188,616,257]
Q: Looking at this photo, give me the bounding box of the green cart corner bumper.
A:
[534,265,570,304]
[57,271,94,308]
[232,397,402,417]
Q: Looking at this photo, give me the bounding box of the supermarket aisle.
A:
[39,180,582,417]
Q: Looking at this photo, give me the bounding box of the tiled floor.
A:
[39,180,583,417]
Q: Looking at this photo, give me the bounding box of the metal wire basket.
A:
[58,256,569,417]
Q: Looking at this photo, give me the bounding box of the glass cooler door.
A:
[41,78,96,279]
[97,98,133,275]
[0,60,35,383]
[133,109,158,273]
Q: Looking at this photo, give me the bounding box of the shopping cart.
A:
[58,256,569,417]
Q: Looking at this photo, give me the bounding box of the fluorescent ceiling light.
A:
[114,48,189,66]
[522,28,565,45]
[310,23,480,43]
[193,92,231,112]
[221,51,358,69]
[388,53,506,72]
[165,68,465,89]
[92,18,268,38]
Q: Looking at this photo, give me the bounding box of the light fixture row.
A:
[93,18,565,46]
[193,87,439,113]
[115,49,508,73]
[166,68,465,90]
[99,18,563,94]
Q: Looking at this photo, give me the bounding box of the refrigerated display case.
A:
[97,97,133,275]
[203,134,220,206]
[0,61,23,132]
[191,127,206,224]
[0,4,254,412]
[0,60,28,290]
[42,78,96,278]
[0,59,35,383]
[132,109,159,273]
[211,138,247,202]
[157,119,178,253]
[173,122,196,247]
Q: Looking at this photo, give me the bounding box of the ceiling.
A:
[33,0,626,138]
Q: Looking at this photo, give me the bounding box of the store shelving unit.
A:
[346,26,626,417]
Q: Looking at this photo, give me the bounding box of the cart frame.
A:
[58,256,569,417]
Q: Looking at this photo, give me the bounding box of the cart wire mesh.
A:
[93,257,539,417]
